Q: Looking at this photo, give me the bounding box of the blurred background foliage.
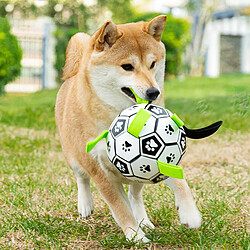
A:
[0,16,22,94]
[0,0,191,83]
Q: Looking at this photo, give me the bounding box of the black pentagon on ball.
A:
[146,104,169,118]
[106,132,116,161]
[151,173,169,183]
[113,157,132,176]
[177,130,186,154]
[111,118,128,138]
[140,133,164,158]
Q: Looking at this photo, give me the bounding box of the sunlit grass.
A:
[0,89,58,130]
[165,74,250,133]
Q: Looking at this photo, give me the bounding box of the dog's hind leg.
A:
[70,157,94,218]
[165,178,201,229]
[128,182,155,229]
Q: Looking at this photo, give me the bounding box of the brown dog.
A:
[55,15,201,242]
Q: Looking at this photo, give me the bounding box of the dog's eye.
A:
[150,61,156,69]
[121,64,134,71]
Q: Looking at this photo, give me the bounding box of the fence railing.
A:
[5,18,56,93]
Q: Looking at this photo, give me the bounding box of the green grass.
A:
[165,74,250,133]
[0,74,249,249]
[0,89,58,130]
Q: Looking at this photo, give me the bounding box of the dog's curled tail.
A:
[62,33,91,81]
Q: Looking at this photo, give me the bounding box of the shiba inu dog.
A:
[55,15,201,242]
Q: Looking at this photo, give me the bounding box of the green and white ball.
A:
[106,104,186,184]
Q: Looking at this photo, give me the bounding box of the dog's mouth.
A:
[121,87,136,102]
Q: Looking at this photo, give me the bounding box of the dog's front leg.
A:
[128,182,155,229]
[92,173,149,243]
[71,158,94,218]
[165,178,202,229]
[76,176,94,217]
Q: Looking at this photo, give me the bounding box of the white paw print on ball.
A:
[151,107,163,114]
[145,139,158,151]
[115,121,124,132]
[117,162,126,172]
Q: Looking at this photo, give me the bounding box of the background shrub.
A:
[0,17,22,94]
[54,27,79,82]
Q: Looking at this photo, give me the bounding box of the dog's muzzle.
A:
[121,87,160,103]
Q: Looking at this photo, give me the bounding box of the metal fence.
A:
[5,18,56,93]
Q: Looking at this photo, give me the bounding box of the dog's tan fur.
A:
[55,16,201,242]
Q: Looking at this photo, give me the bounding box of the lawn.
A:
[164,73,250,133]
[0,74,249,249]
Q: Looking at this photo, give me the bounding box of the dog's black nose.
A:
[146,87,160,101]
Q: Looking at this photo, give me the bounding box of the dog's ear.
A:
[62,32,90,80]
[144,15,167,41]
[95,21,121,51]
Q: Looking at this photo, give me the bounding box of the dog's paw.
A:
[177,201,202,229]
[77,179,94,218]
[78,202,94,218]
[78,195,94,218]
[139,219,155,230]
[125,227,150,243]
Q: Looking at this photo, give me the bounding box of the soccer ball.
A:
[106,104,186,184]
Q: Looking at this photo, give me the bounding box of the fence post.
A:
[42,23,49,89]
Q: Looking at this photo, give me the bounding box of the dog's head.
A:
[63,15,167,111]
